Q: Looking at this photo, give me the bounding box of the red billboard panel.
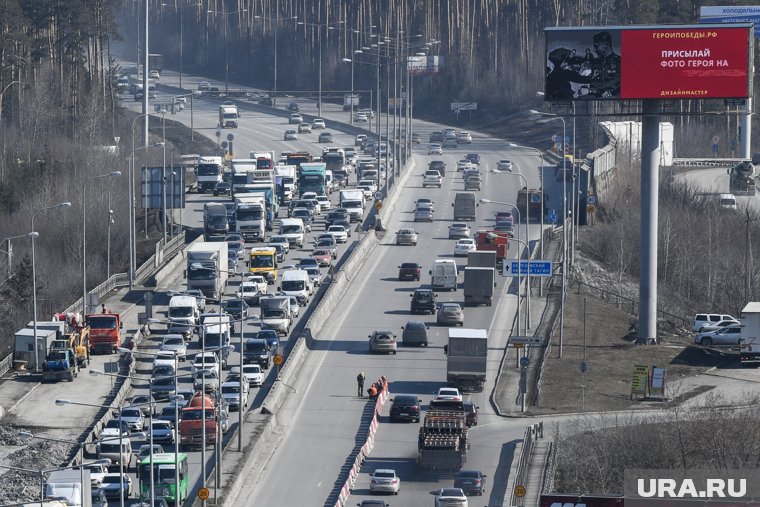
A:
[544,25,752,101]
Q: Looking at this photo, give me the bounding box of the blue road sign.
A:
[548,209,558,224]
[712,143,719,155]
[520,357,530,368]
[504,260,553,277]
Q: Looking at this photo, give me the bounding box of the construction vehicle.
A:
[516,187,548,220]
[41,345,78,382]
[417,409,469,472]
[179,392,218,448]
[86,313,123,354]
[475,231,509,266]
[729,160,756,196]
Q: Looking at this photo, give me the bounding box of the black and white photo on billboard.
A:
[545,28,622,101]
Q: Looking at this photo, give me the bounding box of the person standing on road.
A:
[357,371,365,397]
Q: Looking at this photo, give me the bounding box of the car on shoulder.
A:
[437,302,464,326]
[401,321,429,346]
[497,159,513,171]
[369,469,400,494]
[396,228,418,246]
[298,122,312,133]
[465,153,481,165]
[410,289,437,314]
[398,262,421,281]
[436,387,462,401]
[463,400,479,426]
[312,118,326,129]
[692,313,737,332]
[389,394,422,422]
[694,324,741,347]
[454,469,487,496]
[284,129,298,141]
[368,330,398,354]
[454,238,477,257]
[696,318,740,333]
[428,143,443,155]
[318,132,333,143]
[448,223,471,239]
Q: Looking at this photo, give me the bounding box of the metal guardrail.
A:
[672,158,745,167]
[511,422,544,506]
[570,275,689,328]
[0,231,187,378]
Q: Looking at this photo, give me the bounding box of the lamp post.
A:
[2,232,37,279]
[208,9,248,94]
[82,171,121,314]
[530,110,567,357]
[342,49,363,125]
[32,202,70,371]
[160,107,168,243]
[254,15,297,93]
[129,141,164,288]
[297,20,344,117]
[161,2,202,89]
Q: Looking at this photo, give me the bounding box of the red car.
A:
[398,262,421,281]
[311,249,333,267]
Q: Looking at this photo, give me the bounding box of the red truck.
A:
[180,392,218,448]
[85,313,122,354]
[476,231,509,265]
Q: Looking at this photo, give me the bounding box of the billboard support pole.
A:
[741,98,752,159]
[638,99,660,345]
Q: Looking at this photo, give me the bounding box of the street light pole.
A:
[160,108,167,243]
[82,172,121,315]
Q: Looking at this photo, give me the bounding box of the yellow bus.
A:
[249,247,278,282]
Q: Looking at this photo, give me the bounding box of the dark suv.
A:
[398,262,421,281]
[465,153,481,165]
[243,339,271,370]
[389,394,422,422]
[410,289,436,315]
[429,160,446,177]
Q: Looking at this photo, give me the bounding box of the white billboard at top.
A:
[407,56,444,76]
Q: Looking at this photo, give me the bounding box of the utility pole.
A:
[746,208,755,304]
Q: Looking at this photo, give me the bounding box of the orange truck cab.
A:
[475,231,509,264]
[85,313,122,354]
[179,392,217,448]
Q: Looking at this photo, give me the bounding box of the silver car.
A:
[437,303,465,326]
[448,223,471,239]
[414,208,434,222]
[369,330,398,354]
[396,228,418,246]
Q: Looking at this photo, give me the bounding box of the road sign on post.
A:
[510,336,542,346]
[450,102,477,111]
[503,260,553,277]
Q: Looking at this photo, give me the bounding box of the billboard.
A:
[544,25,752,101]
[407,55,444,76]
[700,6,760,38]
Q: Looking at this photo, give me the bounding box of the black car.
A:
[429,160,446,176]
[256,330,280,352]
[156,406,179,428]
[401,321,429,346]
[214,181,231,196]
[326,210,349,228]
[398,262,421,281]
[271,243,286,262]
[287,102,300,112]
[429,131,445,143]
[243,338,271,369]
[410,289,436,315]
[465,153,481,165]
[454,469,487,496]
[222,299,249,320]
[389,394,422,423]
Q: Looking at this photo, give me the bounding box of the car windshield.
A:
[374,471,395,478]
[282,225,301,234]
[282,280,305,291]
[415,292,432,301]
[181,410,214,421]
[122,409,140,418]
[87,316,117,329]
[440,489,463,496]
[401,263,418,269]
[250,256,274,268]
[163,337,183,347]
[169,306,193,317]
[222,385,241,394]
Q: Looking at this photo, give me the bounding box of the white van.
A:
[279,269,312,306]
[168,295,198,327]
[719,193,737,210]
[97,434,132,466]
[279,218,305,247]
[430,259,459,291]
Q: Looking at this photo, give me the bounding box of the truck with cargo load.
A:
[260,296,292,336]
[86,313,123,354]
[218,104,238,128]
[417,409,469,472]
[186,242,229,301]
[463,267,496,306]
[35,317,90,367]
[45,469,92,507]
[476,231,509,265]
[234,194,266,241]
[467,250,497,268]
[286,151,312,169]
[179,392,218,448]
[339,189,365,222]
[446,328,487,392]
[203,202,229,240]
[739,302,760,365]
[235,182,278,230]
[274,165,298,201]
[517,187,548,219]
[42,341,79,382]
[196,156,224,193]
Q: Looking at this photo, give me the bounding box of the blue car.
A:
[256,330,280,352]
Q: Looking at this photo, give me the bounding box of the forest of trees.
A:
[0,0,758,347]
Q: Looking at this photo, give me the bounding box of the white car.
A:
[244,275,268,294]
[153,350,178,368]
[354,112,369,122]
[312,118,326,129]
[436,387,462,401]
[119,407,144,432]
[316,195,331,211]
[457,159,475,171]
[497,159,513,171]
[286,295,300,318]
[357,185,373,200]
[101,474,133,499]
[357,179,378,193]
[423,171,443,188]
[694,325,742,347]
[229,364,264,387]
[268,236,290,254]
[289,113,303,124]
[428,143,443,155]
[192,352,220,375]
[327,225,348,243]
[237,281,261,304]
[159,335,187,361]
[148,69,160,79]
[696,318,739,333]
[369,469,400,494]
[221,381,249,411]
[448,223,472,239]
[301,191,318,201]
[453,238,477,257]
[435,488,468,507]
